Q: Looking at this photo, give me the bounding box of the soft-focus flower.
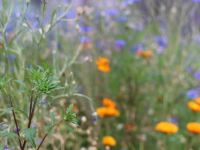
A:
[186,89,199,99]
[187,101,200,112]
[96,57,111,73]
[154,36,168,48]
[155,121,179,134]
[137,50,153,59]
[115,39,126,49]
[102,98,116,108]
[130,43,144,52]
[102,136,116,146]
[187,122,200,134]
[96,107,120,117]
[194,97,200,104]
[194,71,200,80]
[193,0,200,3]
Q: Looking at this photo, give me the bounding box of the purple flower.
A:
[187,89,199,99]
[193,0,200,2]
[130,43,144,52]
[115,39,126,49]
[104,8,119,17]
[7,54,16,61]
[4,145,10,150]
[154,36,168,48]
[80,25,93,33]
[65,8,76,19]
[194,71,200,80]
[167,117,178,124]
[122,0,141,6]
[80,36,91,43]
[117,16,127,23]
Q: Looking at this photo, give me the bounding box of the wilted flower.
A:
[137,50,153,59]
[155,121,179,134]
[102,136,116,146]
[96,57,111,73]
[187,122,200,134]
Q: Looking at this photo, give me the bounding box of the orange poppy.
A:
[96,57,111,73]
[155,121,178,134]
[187,122,200,134]
[102,136,116,146]
[96,107,120,117]
[187,101,200,112]
[194,97,200,105]
[102,98,116,108]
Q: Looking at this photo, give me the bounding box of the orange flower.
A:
[96,107,120,117]
[96,107,107,117]
[187,101,200,112]
[155,121,178,134]
[102,136,116,146]
[187,122,200,134]
[137,50,153,59]
[96,57,111,73]
[102,98,116,108]
[194,97,200,105]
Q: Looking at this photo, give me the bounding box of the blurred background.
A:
[2,0,200,149]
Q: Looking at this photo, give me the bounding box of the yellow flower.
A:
[102,136,116,146]
[137,50,153,59]
[96,57,111,73]
[102,98,116,108]
[187,101,200,112]
[187,122,200,134]
[155,121,178,134]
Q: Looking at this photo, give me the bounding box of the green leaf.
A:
[23,128,36,148]
[0,131,17,139]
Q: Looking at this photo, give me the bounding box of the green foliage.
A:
[23,128,37,148]
[64,104,78,125]
[28,66,60,94]
[0,76,10,91]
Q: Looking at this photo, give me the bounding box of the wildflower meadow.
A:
[1,0,200,149]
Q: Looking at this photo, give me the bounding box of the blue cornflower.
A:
[115,39,126,49]
[154,36,168,48]
[194,71,200,80]
[187,88,199,99]
[80,25,93,33]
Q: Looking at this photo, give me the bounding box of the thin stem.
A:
[36,133,48,150]
[9,96,23,149]
[22,96,38,149]
[36,120,63,150]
